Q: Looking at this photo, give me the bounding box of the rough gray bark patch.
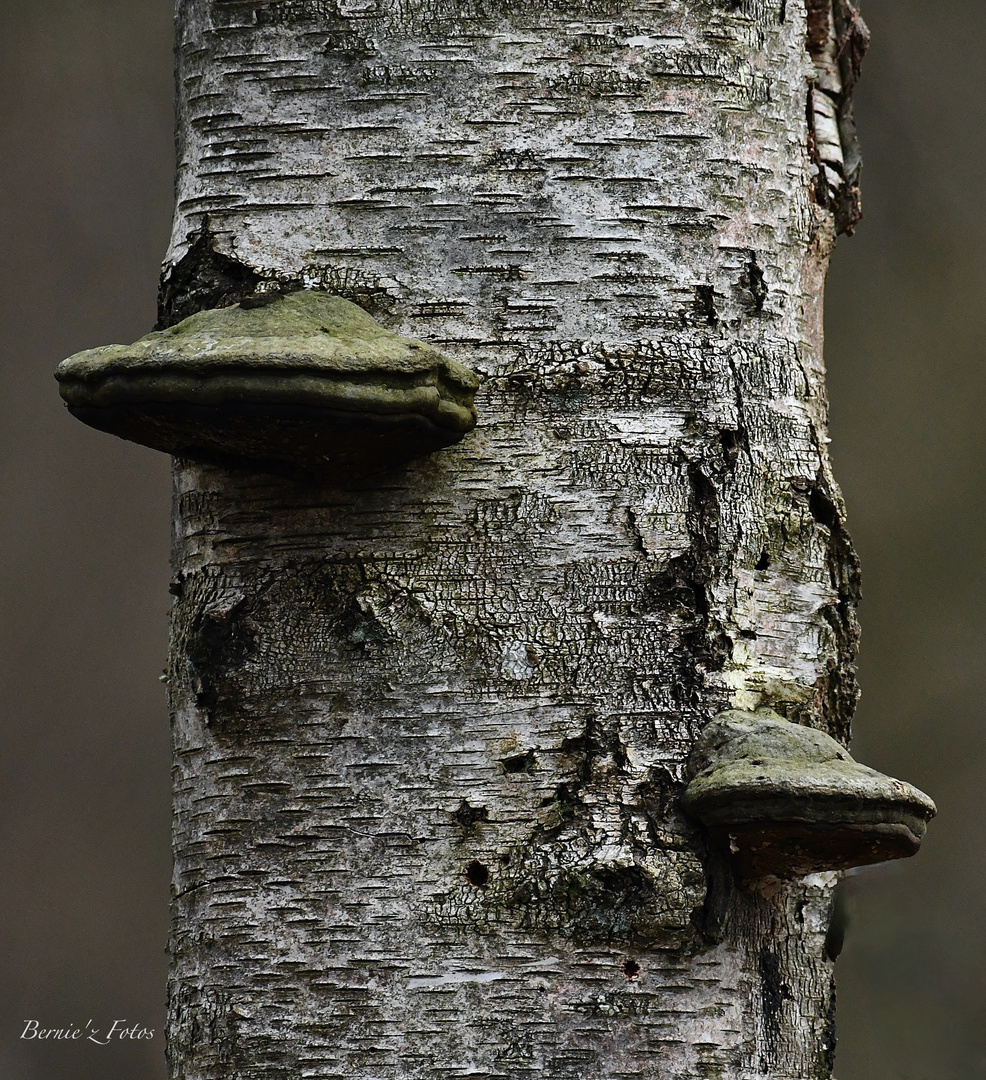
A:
[166,0,860,1077]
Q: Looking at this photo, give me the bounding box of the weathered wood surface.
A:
[165,1,861,1076]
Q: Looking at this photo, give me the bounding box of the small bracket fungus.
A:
[55,291,478,475]
[682,709,936,884]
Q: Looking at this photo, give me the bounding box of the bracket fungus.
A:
[55,291,478,475]
[683,709,936,884]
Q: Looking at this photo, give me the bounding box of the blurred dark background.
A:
[0,1,981,1077]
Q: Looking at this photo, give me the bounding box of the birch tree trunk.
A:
[163,0,864,1076]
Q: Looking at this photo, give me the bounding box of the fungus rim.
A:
[682,709,936,881]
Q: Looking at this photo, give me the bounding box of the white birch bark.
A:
[164,0,862,1076]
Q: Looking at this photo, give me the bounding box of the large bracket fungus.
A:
[683,709,935,884]
[55,291,479,475]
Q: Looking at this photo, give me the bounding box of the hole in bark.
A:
[622,958,641,980]
[694,284,719,326]
[466,861,489,887]
[808,481,840,531]
[755,550,771,571]
[501,749,536,774]
[453,800,489,829]
[746,252,768,314]
[719,428,743,465]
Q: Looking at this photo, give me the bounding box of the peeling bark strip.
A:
[806,0,870,233]
[167,1,859,1078]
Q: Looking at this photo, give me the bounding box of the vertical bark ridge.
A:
[165,1,860,1076]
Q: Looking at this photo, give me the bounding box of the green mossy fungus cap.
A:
[55,291,479,473]
[683,709,936,878]
[684,709,937,829]
[56,291,478,429]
